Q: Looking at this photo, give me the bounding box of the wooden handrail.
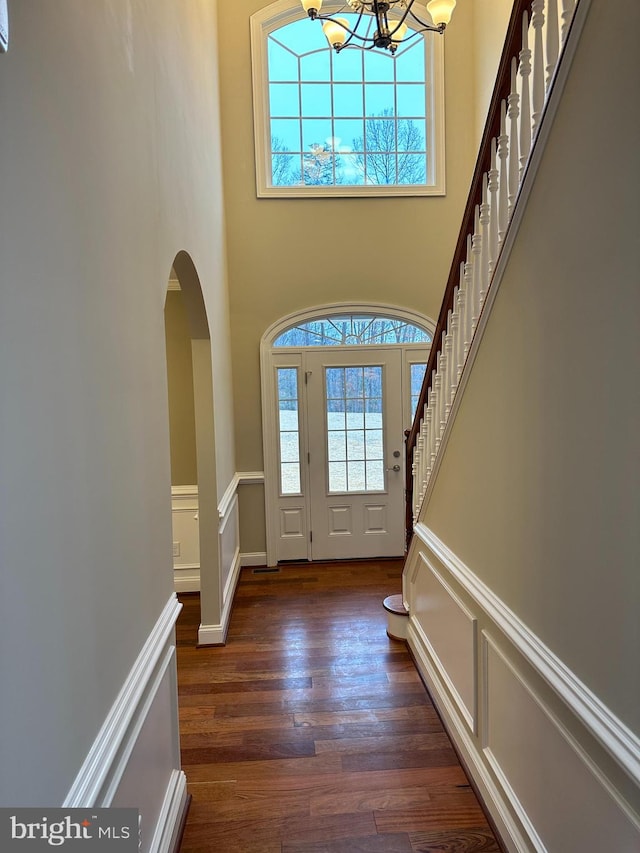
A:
[405,0,534,547]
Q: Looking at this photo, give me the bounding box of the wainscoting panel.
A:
[197,475,244,645]
[110,649,186,853]
[409,551,477,732]
[220,492,239,598]
[483,635,640,852]
[171,485,200,592]
[64,596,186,853]
[405,525,640,852]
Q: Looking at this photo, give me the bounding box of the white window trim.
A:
[250,0,446,199]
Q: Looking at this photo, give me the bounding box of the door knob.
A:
[387,464,401,472]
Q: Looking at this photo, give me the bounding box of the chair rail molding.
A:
[218,471,265,521]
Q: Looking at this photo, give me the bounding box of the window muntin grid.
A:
[410,362,427,419]
[277,367,301,494]
[325,366,385,493]
[267,14,428,188]
[274,315,431,347]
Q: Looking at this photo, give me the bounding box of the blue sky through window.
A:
[273,315,432,347]
[267,13,428,188]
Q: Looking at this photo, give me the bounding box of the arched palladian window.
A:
[273,313,432,347]
[251,2,445,198]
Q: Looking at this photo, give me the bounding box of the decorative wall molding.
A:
[237,470,265,485]
[407,620,531,852]
[170,485,197,497]
[100,646,176,808]
[172,475,259,633]
[482,634,640,850]
[220,494,239,598]
[171,486,200,592]
[218,471,265,521]
[414,553,478,733]
[218,475,239,521]
[64,595,182,807]
[148,769,188,853]
[413,523,640,786]
[219,492,238,536]
[223,545,241,603]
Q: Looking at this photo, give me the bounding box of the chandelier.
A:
[299,1,456,54]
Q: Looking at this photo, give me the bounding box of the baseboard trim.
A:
[413,523,640,786]
[170,792,191,853]
[240,551,267,567]
[64,595,182,807]
[173,568,200,593]
[198,547,242,646]
[149,769,189,853]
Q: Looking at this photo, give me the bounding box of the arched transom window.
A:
[251,2,445,198]
[273,313,432,347]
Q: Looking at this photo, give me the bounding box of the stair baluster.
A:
[519,12,532,177]
[545,0,560,88]
[531,0,546,134]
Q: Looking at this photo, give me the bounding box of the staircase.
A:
[405,0,584,543]
[399,0,640,849]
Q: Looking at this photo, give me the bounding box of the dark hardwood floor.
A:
[176,560,501,853]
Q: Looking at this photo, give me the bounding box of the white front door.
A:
[305,349,405,560]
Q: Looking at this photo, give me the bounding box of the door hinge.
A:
[309,530,313,543]
[307,452,310,464]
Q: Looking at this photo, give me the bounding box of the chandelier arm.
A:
[392,28,423,45]
[407,8,443,33]
[314,10,372,44]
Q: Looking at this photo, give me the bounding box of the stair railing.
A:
[405,0,580,547]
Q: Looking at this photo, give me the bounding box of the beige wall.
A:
[423,0,640,733]
[165,290,198,485]
[471,0,513,142]
[0,0,233,804]
[239,484,269,556]
[218,1,480,476]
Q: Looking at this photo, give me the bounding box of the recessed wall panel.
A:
[413,551,477,731]
[483,636,640,852]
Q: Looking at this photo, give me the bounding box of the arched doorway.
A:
[261,303,434,565]
[164,252,221,637]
